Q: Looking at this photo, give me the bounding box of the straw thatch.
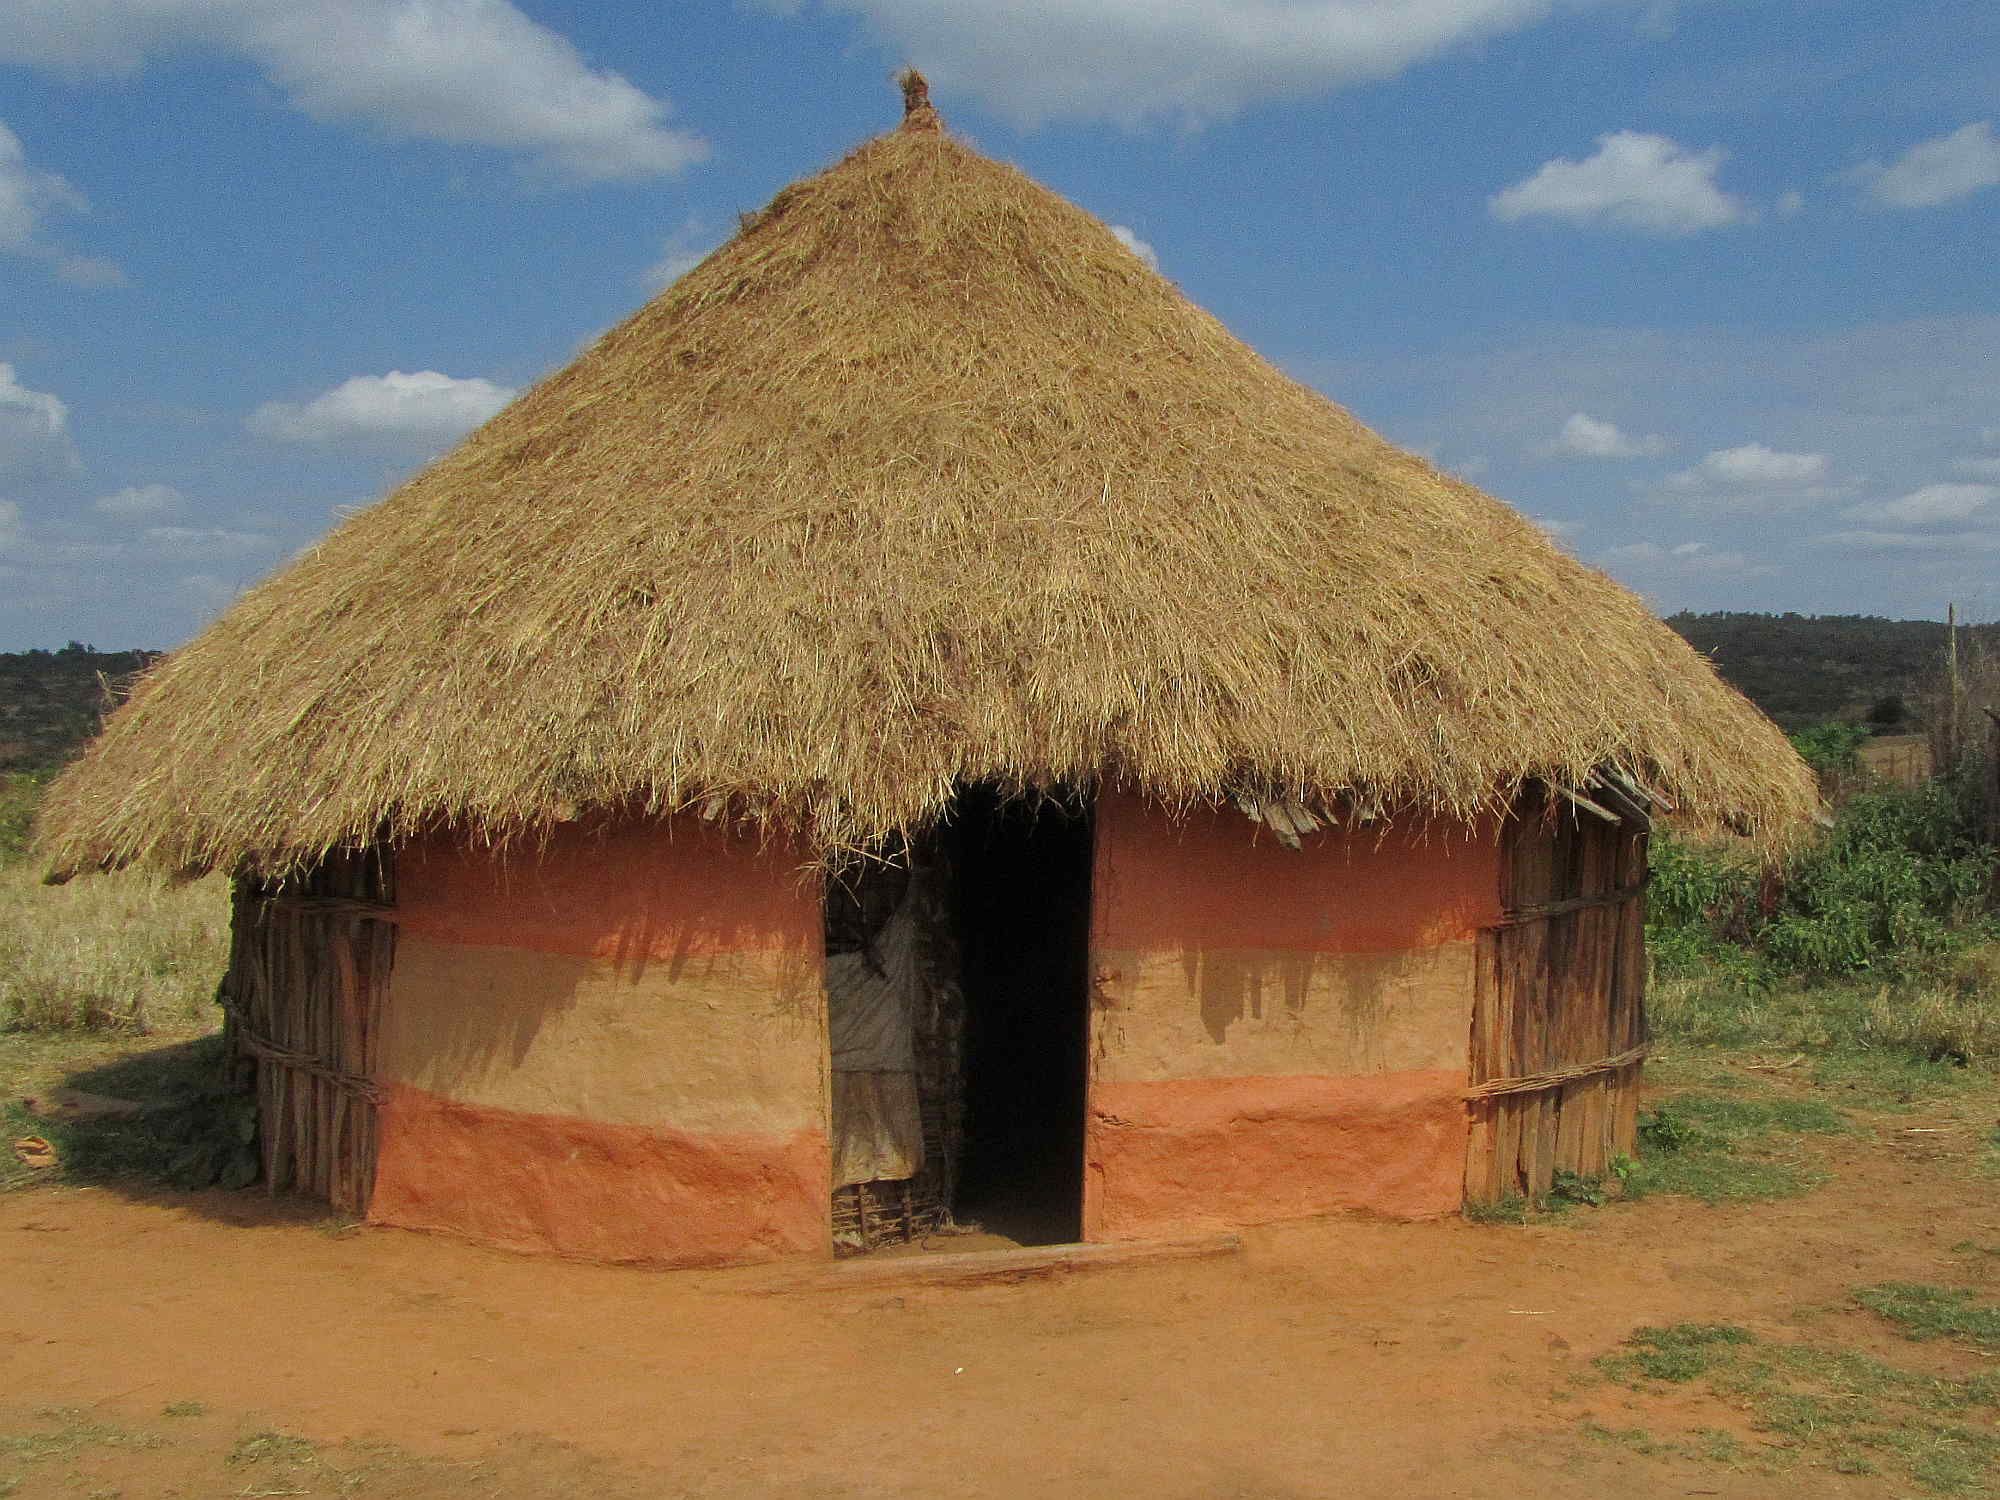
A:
[37,80,1816,878]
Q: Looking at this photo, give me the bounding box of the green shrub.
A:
[1789,721,1871,775]
[1764,781,1990,976]
[1649,779,1993,983]
[1648,832,1761,943]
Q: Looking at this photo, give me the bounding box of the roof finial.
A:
[897,67,939,132]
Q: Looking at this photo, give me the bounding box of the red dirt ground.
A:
[2,1113,1995,1498]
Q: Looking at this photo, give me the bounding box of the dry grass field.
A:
[0,862,227,1037]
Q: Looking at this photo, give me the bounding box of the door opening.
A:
[824,785,1094,1253]
[949,786,1094,1246]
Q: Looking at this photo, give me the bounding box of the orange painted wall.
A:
[1085,1071,1468,1232]
[1083,793,1499,1237]
[368,816,831,1265]
[396,817,818,962]
[1092,793,1501,954]
[373,1085,827,1266]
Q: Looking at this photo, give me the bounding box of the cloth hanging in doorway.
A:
[827,882,926,1187]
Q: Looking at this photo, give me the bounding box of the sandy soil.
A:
[2,1104,1995,1498]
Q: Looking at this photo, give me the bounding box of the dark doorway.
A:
[946,786,1094,1245]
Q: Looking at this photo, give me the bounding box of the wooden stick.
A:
[1554,783,1617,823]
[1462,1043,1651,1100]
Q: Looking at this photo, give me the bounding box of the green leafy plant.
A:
[1637,1103,1699,1153]
[1548,1168,1607,1207]
[1649,779,1994,986]
[1789,721,1871,776]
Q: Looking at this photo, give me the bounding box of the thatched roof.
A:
[37,79,1816,878]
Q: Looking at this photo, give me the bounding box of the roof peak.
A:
[897,68,940,133]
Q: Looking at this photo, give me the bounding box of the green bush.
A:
[1764,781,1990,976]
[1789,721,1871,776]
[1649,778,1992,982]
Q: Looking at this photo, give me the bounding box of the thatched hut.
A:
[38,77,1815,1266]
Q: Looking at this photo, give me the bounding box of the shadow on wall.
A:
[1096,797,1503,1046]
[1182,948,1445,1049]
[378,814,824,1116]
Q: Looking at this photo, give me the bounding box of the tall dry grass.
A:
[0,861,229,1034]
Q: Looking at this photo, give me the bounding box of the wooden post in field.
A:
[1945,602,1960,774]
[1986,706,2000,856]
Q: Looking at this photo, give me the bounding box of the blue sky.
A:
[1,0,1996,649]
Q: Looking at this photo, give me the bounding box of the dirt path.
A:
[3,1109,1995,1498]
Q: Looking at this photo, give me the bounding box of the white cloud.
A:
[248,370,515,444]
[1600,539,1775,576]
[1541,411,1667,460]
[1667,442,1829,488]
[1818,528,2000,554]
[776,0,1563,128]
[1842,482,1998,527]
[1301,315,2000,614]
[0,362,79,478]
[1490,131,1749,234]
[93,483,182,520]
[1856,121,2000,209]
[641,216,721,291]
[177,572,243,613]
[0,120,81,250]
[1532,515,1582,540]
[0,1,707,182]
[1649,443,1848,515]
[1775,188,1805,218]
[1108,224,1159,271]
[0,119,125,285]
[143,525,276,559]
[1955,457,2000,480]
[55,254,127,288]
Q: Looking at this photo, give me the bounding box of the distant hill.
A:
[1664,612,1995,731]
[0,645,159,773]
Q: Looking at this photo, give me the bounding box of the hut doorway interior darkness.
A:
[826,786,1093,1254]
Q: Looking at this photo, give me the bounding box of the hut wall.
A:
[367,817,828,1266]
[1083,793,1502,1238]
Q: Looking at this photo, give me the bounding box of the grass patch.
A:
[1581,1421,1747,1465]
[0,837,252,1194]
[0,1031,257,1191]
[1856,1283,2000,1354]
[0,1406,166,1494]
[1651,953,2000,1101]
[1617,1090,1842,1205]
[1598,1322,1755,1383]
[228,1428,318,1467]
[0,862,229,1034]
[1462,1194,1529,1225]
[1593,1316,2000,1494]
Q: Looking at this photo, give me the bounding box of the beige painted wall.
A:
[380,816,828,1140]
[1088,793,1499,1089]
[1092,941,1476,1085]
[380,936,826,1136]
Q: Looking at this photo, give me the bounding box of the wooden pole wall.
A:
[1463,785,1649,1204]
[219,847,397,1214]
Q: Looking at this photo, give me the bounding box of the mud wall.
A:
[368,818,827,1266]
[1085,793,1500,1237]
